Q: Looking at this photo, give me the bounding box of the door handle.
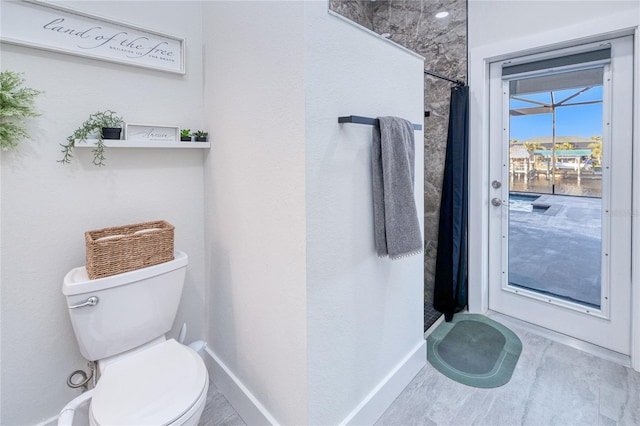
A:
[68,296,99,309]
[491,198,503,207]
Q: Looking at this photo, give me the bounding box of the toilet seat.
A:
[90,339,208,425]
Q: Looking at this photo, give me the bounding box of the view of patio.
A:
[508,193,601,308]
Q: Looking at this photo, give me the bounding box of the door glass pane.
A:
[507,68,603,308]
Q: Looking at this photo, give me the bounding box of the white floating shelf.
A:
[75,139,210,149]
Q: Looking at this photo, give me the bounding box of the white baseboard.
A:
[204,340,426,426]
[203,347,278,425]
[339,339,427,426]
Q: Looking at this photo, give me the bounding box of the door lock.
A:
[491,198,503,207]
[492,180,502,189]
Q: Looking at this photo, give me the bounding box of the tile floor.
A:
[199,382,246,426]
[199,319,640,426]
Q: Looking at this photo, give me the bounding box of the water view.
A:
[510,174,601,197]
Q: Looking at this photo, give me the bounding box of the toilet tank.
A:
[62,250,188,361]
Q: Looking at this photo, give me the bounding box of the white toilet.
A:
[62,250,209,426]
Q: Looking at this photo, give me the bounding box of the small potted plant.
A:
[60,110,124,167]
[0,70,42,152]
[194,130,208,142]
[180,129,192,142]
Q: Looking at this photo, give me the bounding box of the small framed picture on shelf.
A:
[125,124,179,143]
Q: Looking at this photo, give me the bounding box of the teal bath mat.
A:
[427,314,522,388]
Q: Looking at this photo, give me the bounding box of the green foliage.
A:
[60,110,123,167]
[588,138,603,166]
[555,142,575,151]
[0,71,42,151]
[180,128,191,137]
[194,130,208,138]
[523,142,542,154]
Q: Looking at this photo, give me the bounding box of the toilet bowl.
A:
[89,339,208,426]
[61,250,209,425]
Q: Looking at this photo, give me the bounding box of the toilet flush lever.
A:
[68,296,99,309]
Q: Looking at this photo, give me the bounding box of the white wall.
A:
[467,1,640,369]
[468,0,639,51]
[203,2,425,424]
[305,3,425,425]
[202,2,308,424]
[0,2,206,424]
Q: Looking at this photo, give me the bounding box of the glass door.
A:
[507,67,604,310]
[488,37,633,355]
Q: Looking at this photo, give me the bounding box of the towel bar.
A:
[338,115,422,131]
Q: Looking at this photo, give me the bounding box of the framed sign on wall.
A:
[125,124,179,142]
[0,0,186,74]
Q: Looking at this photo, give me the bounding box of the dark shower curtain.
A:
[433,85,469,322]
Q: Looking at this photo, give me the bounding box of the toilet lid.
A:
[91,339,207,425]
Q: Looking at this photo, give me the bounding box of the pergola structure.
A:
[509,145,534,181]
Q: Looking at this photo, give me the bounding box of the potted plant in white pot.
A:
[0,70,42,151]
[60,110,123,167]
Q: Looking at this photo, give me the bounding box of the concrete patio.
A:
[508,193,602,308]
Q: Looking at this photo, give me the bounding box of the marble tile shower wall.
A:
[330,0,375,30]
[329,0,468,308]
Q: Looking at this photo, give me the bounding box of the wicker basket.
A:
[85,220,175,279]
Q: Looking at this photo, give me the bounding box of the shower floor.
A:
[424,303,442,332]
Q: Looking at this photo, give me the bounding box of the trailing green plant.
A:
[60,110,123,167]
[0,71,42,151]
[180,128,191,138]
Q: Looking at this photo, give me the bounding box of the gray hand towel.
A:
[371,116,423,259]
